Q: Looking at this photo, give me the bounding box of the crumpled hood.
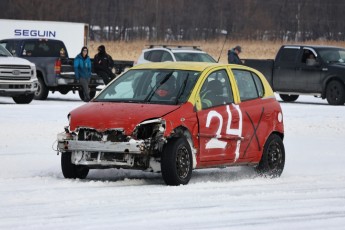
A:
[0,56,35,66]
[69,102,180,134]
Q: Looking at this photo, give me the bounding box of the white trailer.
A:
[0,19,89,57]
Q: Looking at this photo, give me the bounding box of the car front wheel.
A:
[256,134,285,177]
[161,137,193,186]
[61,152,89,179]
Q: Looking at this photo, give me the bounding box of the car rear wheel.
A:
[161,137,193,185]
[12,93,34,104]
[61,152,89,179]
[326,80,345,105]
[256,134,285,177]
[279,94,299,102]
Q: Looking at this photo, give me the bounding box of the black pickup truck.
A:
[244,45,345,105]
[0,38,134,101]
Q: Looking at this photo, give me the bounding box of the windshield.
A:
[95,69,200,105]
[318,48,345,63]
[0,44,12,57]
[174,52,216,63]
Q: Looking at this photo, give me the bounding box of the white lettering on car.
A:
[205,104,243,161]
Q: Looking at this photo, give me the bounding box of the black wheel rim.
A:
[176,146,190,179]
[329,84,341,102]
[267,141,283,171]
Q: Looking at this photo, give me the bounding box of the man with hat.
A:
[228,45,243,64]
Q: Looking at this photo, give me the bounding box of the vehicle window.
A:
[22,40,66,57]
[0,45,12,56]
[174,52,216,63]
[277,48,299,68]
[161,51,173,61]
[0,41,19,56]
[199,69,233,109]
[95,69,200,105]
[319,48,345,63]
[233,70,263,101]
[148,50,164,62]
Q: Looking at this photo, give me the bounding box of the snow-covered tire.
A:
[161,137,193,186]
[34,77,49,100]
[279,94,299,102]
[61,152,89,179]
[326,80,345,105]
[256,134,285,177]
[12,93,34,104]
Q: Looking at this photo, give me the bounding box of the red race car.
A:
[57,62,285,185]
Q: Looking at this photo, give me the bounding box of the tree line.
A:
[1,0,345,41]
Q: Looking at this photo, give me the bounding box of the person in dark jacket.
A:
[74,46,92,102]
[94,45,115,85]
[228,45,243,64]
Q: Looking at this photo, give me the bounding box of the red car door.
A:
[232,69,270,162]
[196,69,244,165]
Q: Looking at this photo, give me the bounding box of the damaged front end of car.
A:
[57,118,167,172]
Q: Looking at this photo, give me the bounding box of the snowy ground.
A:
[1,92,345,230]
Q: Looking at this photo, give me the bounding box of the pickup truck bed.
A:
[0,38,133,101]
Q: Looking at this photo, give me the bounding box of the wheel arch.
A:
[168,125,197,169]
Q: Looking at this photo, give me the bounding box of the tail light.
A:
[55,59,61,75]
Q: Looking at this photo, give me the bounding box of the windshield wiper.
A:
[144,71,173,102]
[174,73,189,104]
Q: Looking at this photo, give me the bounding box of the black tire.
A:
[326,80,345,105]
[61,152,89,179]
[34,77,49,100]
[279,94,299,102]
[161,137,193,185]
[78,90,96,102]
[59,88,70,95]
[12,93,34,104]
[256,134,285,177]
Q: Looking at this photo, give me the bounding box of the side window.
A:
[199,69,233,109]
[148,50,163,62]
[233,70,264,101]
[23,40,65,57]
[277,48,299,68]
[161,51,173,61]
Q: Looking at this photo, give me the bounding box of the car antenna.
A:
[217,30,228,63]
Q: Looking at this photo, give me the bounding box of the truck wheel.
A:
[59,88,70,95]
[279,94,299,102]
[34,77,49,100]
[255,134,285,177]
[12,93,35,104]
[61,152,89,179]
[326,80,345,105]
[78,90,96,101]
[161,137,193,185]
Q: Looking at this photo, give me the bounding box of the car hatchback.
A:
[57,62,285,185]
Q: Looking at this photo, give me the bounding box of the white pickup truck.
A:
[0,45,38,104]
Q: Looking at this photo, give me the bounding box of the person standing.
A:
[228,45,243,64]
[94,45,115,85]
[74,46,92,102]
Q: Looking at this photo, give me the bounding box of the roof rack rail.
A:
[146,44,201,50]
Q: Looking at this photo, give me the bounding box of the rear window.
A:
[21,40,67,57]
[174,52,216,62]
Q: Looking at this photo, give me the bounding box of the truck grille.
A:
[0,65,32,81]
[0,65,31,69]
[0,76,31,81]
